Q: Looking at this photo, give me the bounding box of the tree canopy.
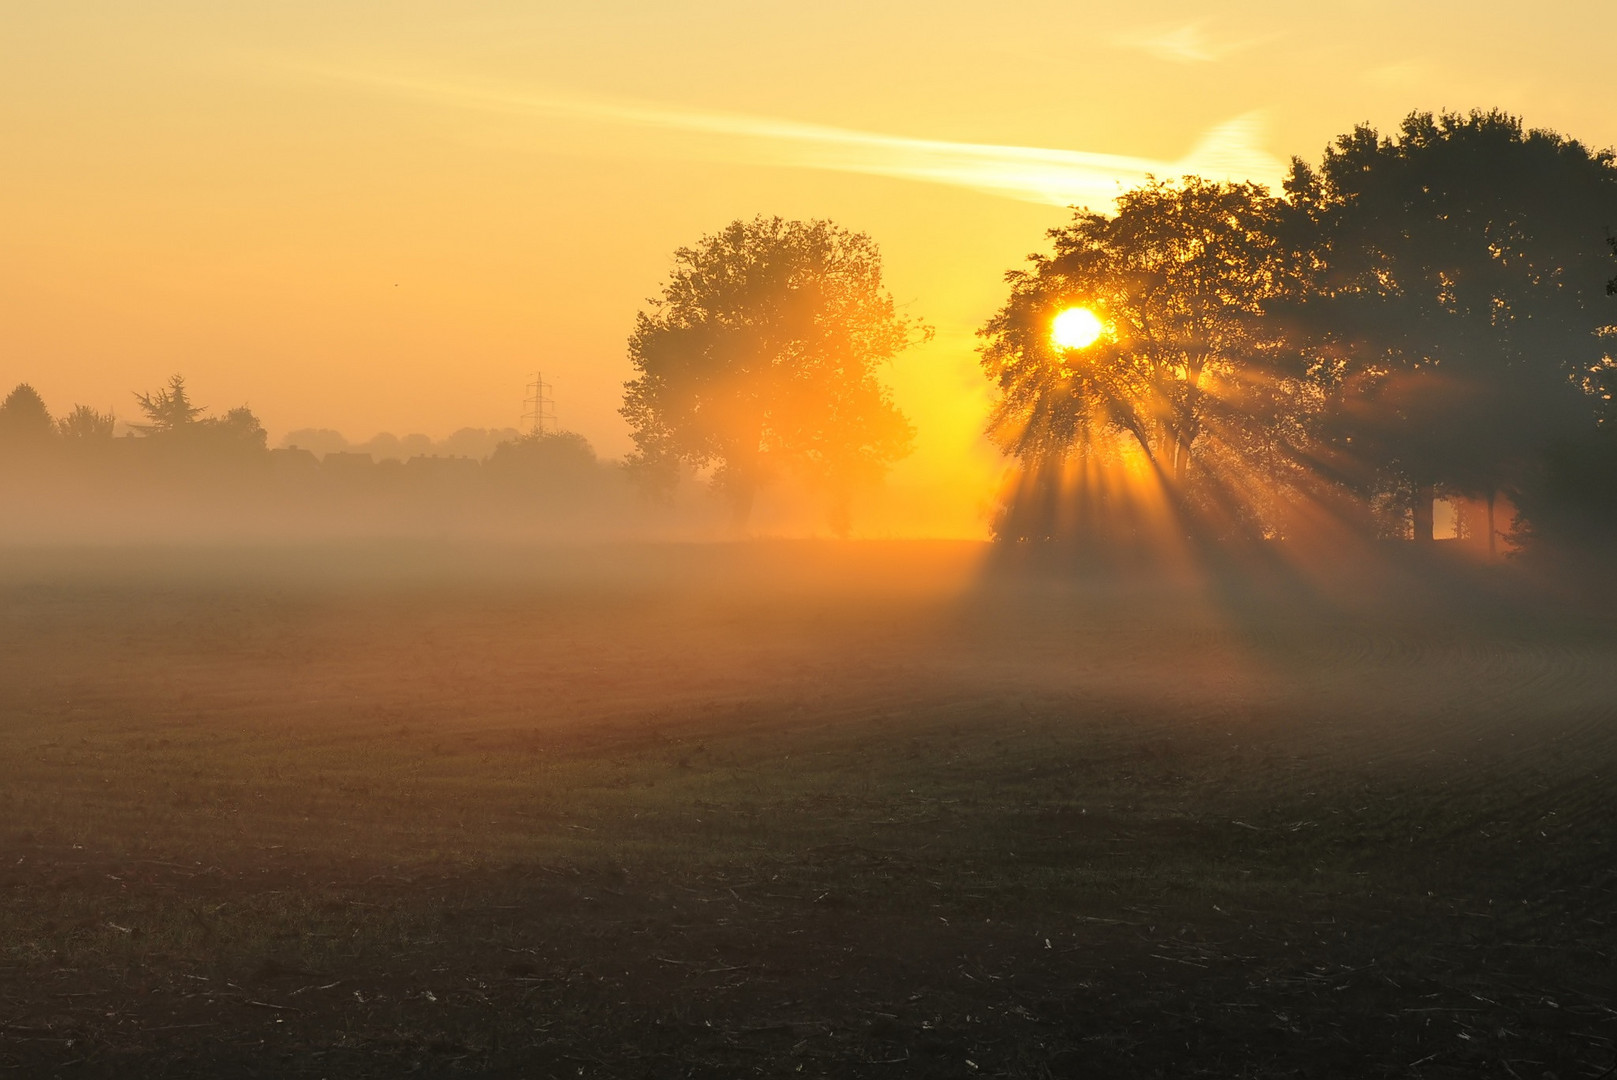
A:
[1283,110,1617,539]
[0,384,57,448]
[486,430,598,497]
[130,376,266,456]
[622,216,927,531]
[980,111,1617,551]
[58,404,116,442]
[133,374,207,434]
[979,178,1300,540]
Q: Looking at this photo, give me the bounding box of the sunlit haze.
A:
[4,8,1617,1071]
[4,2,1614,536]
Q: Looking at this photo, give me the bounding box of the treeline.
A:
[584,111,1617,557]
[4,109,1614,557]
[981,110,1617,558]
[278,426,526,463]
[0,376,625,540]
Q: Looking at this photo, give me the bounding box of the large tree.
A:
[622,216,927,531]
[0,384,58,450]
[1283,110,1617,543]
[133,374,206,434]
[979,178,1301,541]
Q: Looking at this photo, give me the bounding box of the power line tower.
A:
[521,372,557,437]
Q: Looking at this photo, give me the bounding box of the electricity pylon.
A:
[521,372,557,437]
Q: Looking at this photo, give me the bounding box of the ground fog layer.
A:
[0,543,1613,1078]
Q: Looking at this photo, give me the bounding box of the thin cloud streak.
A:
[325,70,1284,209]
[1110,21,1274,65]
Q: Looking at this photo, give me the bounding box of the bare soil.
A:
[0,542,1613,1078]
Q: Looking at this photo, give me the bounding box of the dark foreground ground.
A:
[0,542,1613,1078]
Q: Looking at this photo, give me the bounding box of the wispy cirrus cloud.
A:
[320,69,1284,209]
[1110,21,1272,65]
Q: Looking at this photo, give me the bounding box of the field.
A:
[1,542,1614,1078]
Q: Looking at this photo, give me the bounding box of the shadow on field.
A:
[0,541,1613,1077]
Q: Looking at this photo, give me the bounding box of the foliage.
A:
[133,374,206,433]
[622,216,927,530]
[489,429,595,467]
[0,384,58,449]
[58,404,116,441]
[207,405,268,453]
[131,376,265,456]
[486,430,599,497]
[1511,428,1617,552]
[981,113,1617,552]
[1283,110,1617,535]
[979,178,1300,539]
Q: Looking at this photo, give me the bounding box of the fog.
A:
[0,428,922,546]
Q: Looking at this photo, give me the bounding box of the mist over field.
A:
[6,2,1617,1075]
[2,540,1615,1078]
[0,418,907,546]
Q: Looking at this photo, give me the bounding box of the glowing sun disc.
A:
[1051,307,1104,350]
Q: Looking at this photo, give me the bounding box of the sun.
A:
[1051,306,1104,350]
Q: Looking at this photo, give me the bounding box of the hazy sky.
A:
[4,2,1614,534]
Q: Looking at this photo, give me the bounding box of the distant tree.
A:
[130,375,266,461]
[58,404,116,441]
[279,428,351,458]
[396,434,434,459]
[489,429,595,467]
[440,427,524,460]
[133,374,205,434]
[1283,110,1617,545]
[206,405,268,453]
[622,216,928,531]
[487,431,598,490]
[979,178,1300,540]
[1511,426,1617,554]
[0,384,58,448]
[357,433,405,461]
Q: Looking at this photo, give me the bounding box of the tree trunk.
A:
[1173,364,1202,487]
[1486,489,1497,559]
[724,421,765,534]
[1411,483,1436,542]
[728,480,757,534]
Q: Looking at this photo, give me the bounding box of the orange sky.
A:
[3,2,1614,535]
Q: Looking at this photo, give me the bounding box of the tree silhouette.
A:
[58,404,116,441]
[486,430,599,505]
[130,376,265,458]
[622,216,926,531]
[133,374,205,434]
[208,405,268,453]
[0,384,57,448]
[1284,110,1617,543]
[979,178,1299,540]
